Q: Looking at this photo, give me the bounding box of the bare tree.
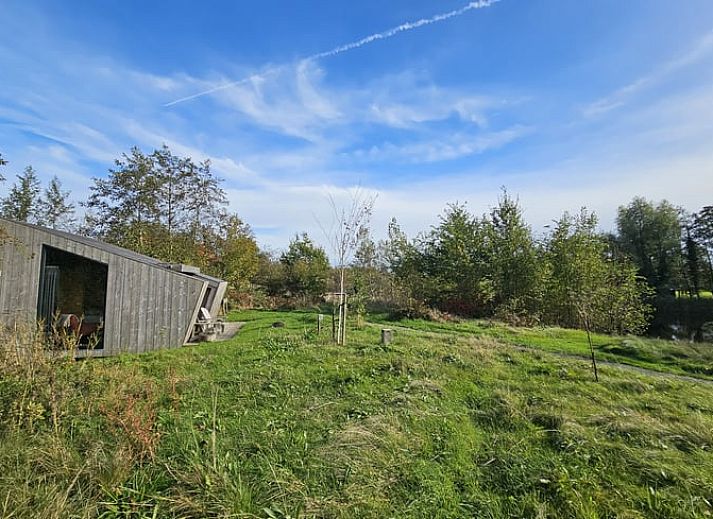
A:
[318,188,376,344]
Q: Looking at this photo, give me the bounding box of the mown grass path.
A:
[369,314,713,381]
[368,321,713,386]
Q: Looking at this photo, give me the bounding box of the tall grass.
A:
[1,310,713,517]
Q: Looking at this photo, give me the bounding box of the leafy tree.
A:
[1,166,41,222]
[39,176,75,230]
[353,226,378,269]
[255,250,288,297]
[543,209,651,334]
[84,146,228,264]
[185,159,228,246]
[543,210,603,327]
[600,258,653,335]
[84,147,161,253]
[693,206,713,291]
[350,226,396,315]
[616,197,683,293]
[210,214,260,297]
[376,218,423,312]
[280,233,331,302]
[152,145,193,261]
[380,218,412,275]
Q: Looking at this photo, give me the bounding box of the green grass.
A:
[2,310,713,517]
[675,290,713,299]
[370,314,713,380]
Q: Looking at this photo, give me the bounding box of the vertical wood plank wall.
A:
[0,220,207,357]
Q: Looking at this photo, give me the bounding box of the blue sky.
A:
[1,0,712,250]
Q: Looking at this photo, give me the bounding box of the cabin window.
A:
[37,245,108,349]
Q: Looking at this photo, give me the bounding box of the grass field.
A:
[369,314,713,380]
[675,290,713,299]
[2,310,713,518]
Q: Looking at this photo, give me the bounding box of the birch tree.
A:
[321,189,376,344]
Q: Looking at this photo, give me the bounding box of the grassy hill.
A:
[2,310,713,518]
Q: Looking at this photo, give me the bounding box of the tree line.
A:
[2,147,711,336]
[344,193,712,336]
[0,147,259,301]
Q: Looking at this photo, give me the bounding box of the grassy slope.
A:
[1,310,713,518]
[370,314,713,379]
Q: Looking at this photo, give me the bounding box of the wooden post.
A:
[336,293,344,345]
[340,294,348,345]
[381,328,393,345]
[317,313,324,334]
[332,307,336,341]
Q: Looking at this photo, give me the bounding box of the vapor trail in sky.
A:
[310,0,498,60]
[164,0,500,107]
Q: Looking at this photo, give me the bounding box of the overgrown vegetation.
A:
[2,146,712,337]
[2,310,713,518]
[383,196,654,335]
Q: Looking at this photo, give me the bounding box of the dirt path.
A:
[370,322,713,386]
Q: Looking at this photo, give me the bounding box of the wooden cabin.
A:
[0,218,227,357]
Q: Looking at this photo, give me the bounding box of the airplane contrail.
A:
[310,0,499,60]
[164,70,281,107]
[164,0,500,107]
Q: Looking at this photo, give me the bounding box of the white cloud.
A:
[583,29,713,117]
[164,0,501,107]
[351,125,530,163]
[368,95,492,128]
[211,64,343,141]
[5,1,710,257]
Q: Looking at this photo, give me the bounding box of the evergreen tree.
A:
[487,190,541,316]
[420,203,493,315]
[1,166,41,222]
[39,176,75,230]
[683,226,701,297]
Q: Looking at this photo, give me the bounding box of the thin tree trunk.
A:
[585,317,599,382]
[337,268,346,345]
[341,293,348,345]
